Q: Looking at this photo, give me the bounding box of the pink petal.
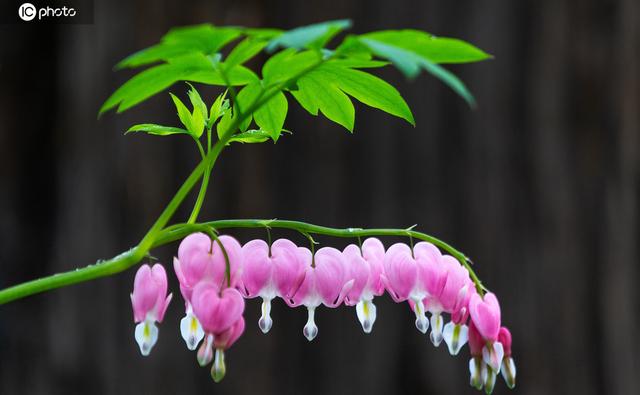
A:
[415,242,446,298]
[469,292,501,341]
[241,239,272,297]
[156,293,173,323]
[210,235,243,288]
[383,243,417,301]
[342,244,369,305]
[468,321,484,356]
[361,238,386,295]
[290,247,314,305]
[178,233,211,264]
[314,247,347,306]
[131,265,158,322]
[191,283,245,334]
[499,326,513,356]
[214,317,245,350]
[271,239,305,298]
[438,256,466,312]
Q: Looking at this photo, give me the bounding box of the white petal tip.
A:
[135,321,158,356]
[197,334,214,367]
[180,313,205,351]
[482,342,504,372]
[356,300,377,334]
[259,298,273,334]
[258,316,273,334]
[429,313,444,346]
[501,357,516,389]
[443,322,468,355]
[484,368,497,394]
[469,357,486,390]
[413,299,428,334]
[303,307,318,341]
[211,349,226,382]
[303,324,318,341]
[430,331,443,347]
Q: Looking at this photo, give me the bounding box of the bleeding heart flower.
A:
[191,282,245,335]
[438,256,474,354]
[342,238,385,333]
[468,321,487,391]
[499,327,516,389]
[469,292,501,342]
[469,294,504,394]
[191,282,246,383]
[290,246,354,341]
[174,233,243,350]
[383,242,438,334]
[130,263,172,356]
[209,317,246,383]
[240,238,304,333]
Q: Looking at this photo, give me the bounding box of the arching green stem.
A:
[158,219,486,295]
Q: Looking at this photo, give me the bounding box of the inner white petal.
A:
[303,307,318,341]
[356,299,377,334]
[429,312,444,347]
[259,297,274,334]
[443,322,468,355]
[482,342,504,372]
[469,357,484,390]
[501,356,517,389]
[197,334,214,367]
[484,365,497,394]
[134,319,158,356]
[180,311,205,351]
[413,299,429,334]
[211,348,227,383]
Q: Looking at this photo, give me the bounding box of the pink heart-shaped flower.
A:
[191,283,245,334]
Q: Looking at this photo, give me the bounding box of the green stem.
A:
[0,217,485,305]
[187,160,211,224]
[158,219,486,295]
[194,139,206,159]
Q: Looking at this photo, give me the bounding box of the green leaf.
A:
[266,19,352,52]
[326,58,389,69]
[228,129,273,144]
[359,35,476,106]
[190,107,205,138]
[291,76,354,131]
[208,91,229,129]
[225,37,268,68]
[262,49,321,85]
[126,123,190,136]
[334,35,373,59]
[216,110,234,140]
[254,91,288,141]
[100,63,185,114]
[361,30,491,64]
[186,83,208,120]
[100,54,257,115]
[170,93,194,132]
[316,64,415,125]
[235,82,262,131]
[116,25,242,69]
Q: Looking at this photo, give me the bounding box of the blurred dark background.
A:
[1,0,638,394]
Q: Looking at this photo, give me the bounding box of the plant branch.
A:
[158,219,486,295]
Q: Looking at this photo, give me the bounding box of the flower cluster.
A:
[130,233,516,391]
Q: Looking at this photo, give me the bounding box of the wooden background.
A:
[0,0,638,394]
